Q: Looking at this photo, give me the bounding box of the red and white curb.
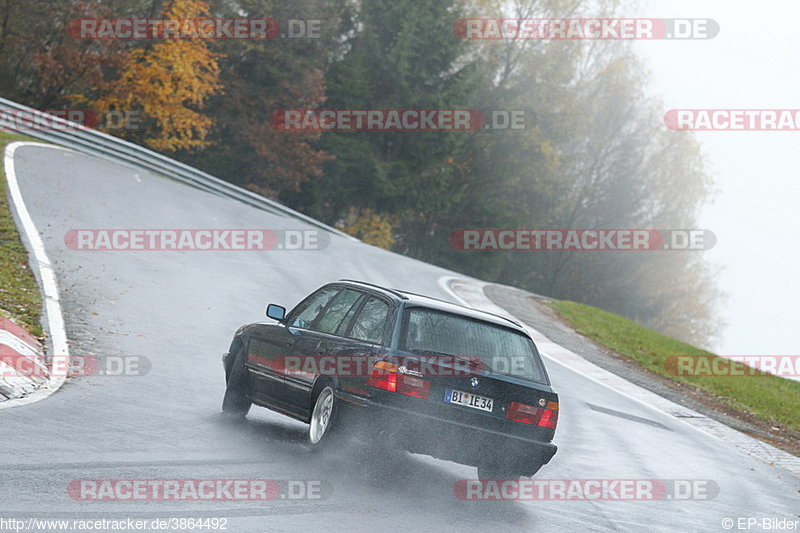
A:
[0,316,47,399]
[439,276,800,476]
[1,142,71,409]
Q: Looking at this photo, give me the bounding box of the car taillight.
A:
[367,361,398,392]
[538,405,558,429]
[506,400,559,429]
[367,361,430,399]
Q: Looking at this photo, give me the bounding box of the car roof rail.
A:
[483,312,522,328]
[394,289,523,328]
[393,289,453,305]
[338,279,409,299]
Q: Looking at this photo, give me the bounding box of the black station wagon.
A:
[222,280,558,480]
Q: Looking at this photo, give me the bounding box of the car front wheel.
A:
[221,346,251,416]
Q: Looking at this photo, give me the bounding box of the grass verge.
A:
[0,131,43,337]
[548,300,800,432]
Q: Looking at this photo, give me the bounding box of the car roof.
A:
[336,279,525,332]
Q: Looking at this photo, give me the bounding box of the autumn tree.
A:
[180,0,347,196]
[0,0,130,109]
[339,208,396,249]
[94,0,223,151]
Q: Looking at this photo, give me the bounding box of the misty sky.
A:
[631,0,799,356]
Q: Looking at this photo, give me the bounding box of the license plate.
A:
[445,389,493,412]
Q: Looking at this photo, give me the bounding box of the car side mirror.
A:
[266,304,286,322]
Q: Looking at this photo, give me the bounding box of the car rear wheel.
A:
[309,386,338,446]
[222,346,251,417]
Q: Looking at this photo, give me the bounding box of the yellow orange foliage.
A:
[339,208,396,250]
[95,0,222,151]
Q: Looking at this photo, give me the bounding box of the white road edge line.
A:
[1,141,72,409]
[438,276,800,476]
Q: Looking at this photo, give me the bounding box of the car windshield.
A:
[402,307,547,383]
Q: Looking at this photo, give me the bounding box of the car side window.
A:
[350,297,390,344]
[315,289,363,335]
[335,294,366,336]
[288,287,340,329]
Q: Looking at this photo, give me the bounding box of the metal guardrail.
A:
[0,97,356,240]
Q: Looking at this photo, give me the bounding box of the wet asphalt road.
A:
[1,144,797,533]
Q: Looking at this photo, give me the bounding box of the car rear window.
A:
[402,307,547,383]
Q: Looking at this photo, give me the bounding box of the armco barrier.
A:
[0,97,355,240]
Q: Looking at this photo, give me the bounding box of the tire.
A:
[221,345,251,416]
[308,386,339,447]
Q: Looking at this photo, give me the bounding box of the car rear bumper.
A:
[337,390,557,474]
